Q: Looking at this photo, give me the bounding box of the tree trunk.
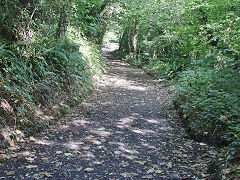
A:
[132,19,139,59]
[127,27,132,55]
[56,9,68,38]
[119,29,127,51]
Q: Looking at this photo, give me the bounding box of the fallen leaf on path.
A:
[93,140,101,145]
[82,146,90,150]
[73,151,81,155]
[9,140,17,147]
[147,168,155,174]
[84,168,94,173]
[135,160,146,165]
[25,157,34,162]
[15,129,22,134]
[98,128,105,131]
[64,153,73,157]
[121,172,137,177]
[29,136,35,141]
[168,133,175,136]
[56,151,63,155]
[7,171,15,176]
[26,165,38,169]
[155,170,164,174]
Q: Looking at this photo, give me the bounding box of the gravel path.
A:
[0,44,217,179]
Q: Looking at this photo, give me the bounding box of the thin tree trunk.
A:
[132,19,139,59]
[119,29,127,51]
[56,9,67,38]
[127,27,131,55]
[152,50,156,59]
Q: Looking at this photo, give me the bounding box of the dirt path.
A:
[0,44,217,179]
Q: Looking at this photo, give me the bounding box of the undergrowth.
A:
[174,67,240,178]
[0,28,105,143]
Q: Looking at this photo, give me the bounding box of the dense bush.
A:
[145,58,191,79]
[174,67,240,177]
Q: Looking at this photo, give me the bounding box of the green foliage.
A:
[0,28,105,133]
[126,57,144,66]
[0,0,107,134]
[0,0,108,43]
[109,0,239,77]
[174,67,240,176]
[146,58,191,79]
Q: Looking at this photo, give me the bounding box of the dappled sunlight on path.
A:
[0,43,217,179]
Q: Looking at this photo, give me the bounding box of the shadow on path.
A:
[0,43,217,179]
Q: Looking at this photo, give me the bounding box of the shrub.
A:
[146,58,190,78]
[174,67,240,177]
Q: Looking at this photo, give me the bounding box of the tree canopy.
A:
[112,0,239,70]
